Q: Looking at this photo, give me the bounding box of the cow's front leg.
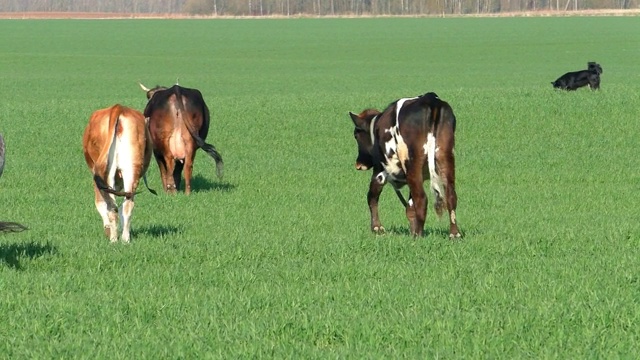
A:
[367,174,385,234]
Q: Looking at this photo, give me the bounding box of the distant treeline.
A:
[0,0,636,16]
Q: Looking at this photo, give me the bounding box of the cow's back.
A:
[83,105,152,177]
[83,107,113,170]
[144,86,209,158]
[116,107,153,175]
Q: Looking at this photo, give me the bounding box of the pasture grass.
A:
[0,17,639,358]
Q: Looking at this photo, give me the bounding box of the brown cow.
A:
[82,104,154,243]
[139,83,223,195]
[349,92,461,238]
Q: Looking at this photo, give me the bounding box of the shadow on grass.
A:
[385,225,466,239]
[0,222,28,233]
[0,241,57,270]
[132,224,183,238]
[186,174,236,194]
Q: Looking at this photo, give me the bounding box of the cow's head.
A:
[139,83,168,100]
[349,109,380,171]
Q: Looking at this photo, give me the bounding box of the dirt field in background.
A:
[0,9,638,19]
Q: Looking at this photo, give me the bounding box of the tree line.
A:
[0,0,636,16]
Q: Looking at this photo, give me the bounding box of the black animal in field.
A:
[0,134,28,233]
[552,62,603,91]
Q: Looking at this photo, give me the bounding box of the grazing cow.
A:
[82,104,154,243]
[552,62,603,91]
[139,83,223,195]
[349,92,460,238]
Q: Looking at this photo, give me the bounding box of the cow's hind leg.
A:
[154,152,172,194]
[119,188,138,244]
[119,167,141,243]
[173,160,184,193]
[94,186,118,242]
[406,172,427,237]
[158,152,177,194]
[182,151,196,195]
[120,196,135,243]
[436,149,460,238]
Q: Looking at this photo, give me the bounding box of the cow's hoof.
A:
[373,226,385,234]
[449,232,462,239]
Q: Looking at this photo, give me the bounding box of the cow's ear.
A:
[349,112,367,130]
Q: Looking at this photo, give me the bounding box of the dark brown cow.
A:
[83,104,154,243]
[140,83,223,195]
[349,92,461,238]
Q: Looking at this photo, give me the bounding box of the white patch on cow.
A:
[425,133,444,198]
[383,97,417,175]
[369,114,378,145]
[114,136,134,190]
[375,172,386,185]
[450,210,457,224]
[395,97,418,123]
[384,128,409,179]
[382,152,404,183]
[384,129,397,155]
[408,198,414,207]
[374,97,421,188]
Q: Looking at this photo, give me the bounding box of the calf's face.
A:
[349,110,380,171]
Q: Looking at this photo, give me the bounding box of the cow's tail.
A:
[198,142,224,179]
[92,105,135,198]
[174,87,224,179]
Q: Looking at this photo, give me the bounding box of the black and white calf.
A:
[349,92,460,238]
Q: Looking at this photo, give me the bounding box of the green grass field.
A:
[1,17,639,358]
